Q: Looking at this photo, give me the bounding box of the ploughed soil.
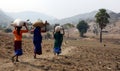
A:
[0,32,120,71]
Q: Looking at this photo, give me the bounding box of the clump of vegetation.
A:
[4,28,12,33]
[76,20,89,37]
[44,32,52,39]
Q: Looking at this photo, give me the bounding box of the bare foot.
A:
[16,59,19,62]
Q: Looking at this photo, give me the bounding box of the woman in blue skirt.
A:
[53,26,65,55]
[32,21,47,58]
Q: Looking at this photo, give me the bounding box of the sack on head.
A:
[11,19,26,27]
[55,26,62,32]
[32,20,45,27]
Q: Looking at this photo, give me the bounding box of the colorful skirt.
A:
[54,47,61,54]
[33,40,42,55]
[14,41,23,56]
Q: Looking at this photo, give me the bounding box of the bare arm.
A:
[30,27,34,34]
[61,26,65,35]
[62,28,65,35]
[23,22,29,31]
[41,26,47,33]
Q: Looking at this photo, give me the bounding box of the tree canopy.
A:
[95,9,110,29]
[76,20,89,37]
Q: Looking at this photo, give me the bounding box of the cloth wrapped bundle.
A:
[11,19,26,27]
[32,20,45,27]
[55,26,62,32]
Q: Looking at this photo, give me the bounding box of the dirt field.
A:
[0,32,120,71]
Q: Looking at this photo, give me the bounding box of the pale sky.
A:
[0,0,120,19]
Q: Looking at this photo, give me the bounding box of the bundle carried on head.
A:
[55,26,63,32]
[32,20,45,27]
[11,19,27,27]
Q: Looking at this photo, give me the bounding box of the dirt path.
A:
[23,46,76,62]
[0,46,76,70]
[61,46,75,55]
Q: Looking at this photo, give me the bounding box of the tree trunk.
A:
[100,28,102,43]
[80,31,84,37]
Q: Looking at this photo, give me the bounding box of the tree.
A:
[95,9,110,43]
[76,20,89,37]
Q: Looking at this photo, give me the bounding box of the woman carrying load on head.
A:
[32,20,47,59]
[53,26,65,55]
[11,20,28,62]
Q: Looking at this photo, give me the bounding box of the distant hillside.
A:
[117,13,120,19]
[55,10,120,25]
[0,10,13,27]
[1,9,120,27]
[6,11,57,24]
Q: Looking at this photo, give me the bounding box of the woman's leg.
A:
[34,53,36,59]
[11,55,16,62]
[16,55,19,62]
[14,41,22,62]
[34,41,42,57]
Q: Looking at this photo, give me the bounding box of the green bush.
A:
[4,28,12,33]
[76,20,89,37]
